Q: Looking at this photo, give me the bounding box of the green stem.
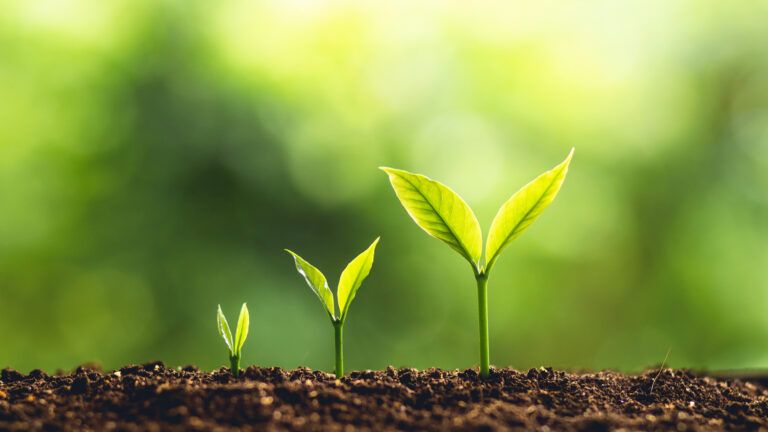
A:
[476,274,490,378]
[334,322,344,377]
[229,354,240,378]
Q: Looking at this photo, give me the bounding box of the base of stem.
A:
[476,275,490,379]
[334,323,344,378]
[230,355,240,378]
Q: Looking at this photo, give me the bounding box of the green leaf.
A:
[285,249,336,320]
[337,237,380,322]
[380,167,482,267]
[234,303,249,354]
[217,304,233,354]
[485,148,574,271]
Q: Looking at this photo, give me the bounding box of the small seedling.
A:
[286,238,380,377]
[217,303,250,377]
[381,149,573,378]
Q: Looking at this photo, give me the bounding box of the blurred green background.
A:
[1,0,767,373]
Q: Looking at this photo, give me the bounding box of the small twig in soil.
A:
[650,348,672,394]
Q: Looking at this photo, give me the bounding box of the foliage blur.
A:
[1,0,767,373]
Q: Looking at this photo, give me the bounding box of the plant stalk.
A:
[229,354,240,378]
[334,322,344,377]
[476,274,490,378]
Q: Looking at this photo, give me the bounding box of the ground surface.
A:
[1,363,768,431]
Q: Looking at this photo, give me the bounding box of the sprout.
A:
[217,303,250,377]
[286,237,380,377]
[381,149,573,378]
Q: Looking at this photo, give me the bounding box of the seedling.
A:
[217,303,250,377]
[381,149,573,378]
[286,238,380,377]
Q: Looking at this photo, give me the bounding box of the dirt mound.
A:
[2,363,767,431]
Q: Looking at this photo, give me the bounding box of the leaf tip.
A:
[364,237,381,255]
[379,166,396,178]
[552,148,575,174]
[379,166,410,178]
[367,236,381,256]
[558,149,575,175]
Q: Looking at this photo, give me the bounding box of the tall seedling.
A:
[286,238,380,377]
[381,149,573,378]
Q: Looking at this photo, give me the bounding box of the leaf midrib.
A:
[490,170,561,263]
[340,253,370,320]
[398,173,475,263]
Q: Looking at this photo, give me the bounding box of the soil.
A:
[2,363,768,431]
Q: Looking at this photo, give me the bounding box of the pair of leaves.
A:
[217,303,250,356]
[286,237,379,323]
[382,148,573,274]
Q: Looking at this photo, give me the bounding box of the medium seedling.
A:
[286,238,380,377]
[217,303,250,377]
[381,149,573,378]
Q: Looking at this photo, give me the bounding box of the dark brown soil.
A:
[2,363,768,431]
